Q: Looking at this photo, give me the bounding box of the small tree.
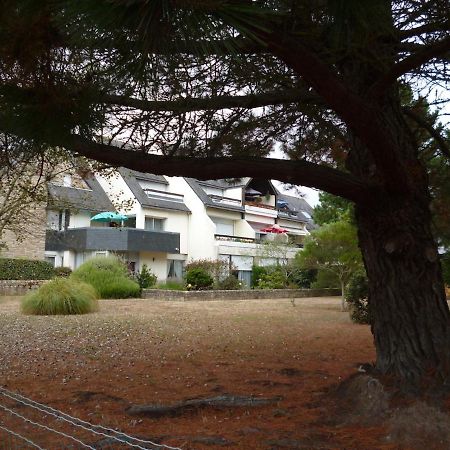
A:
[136,264,157,289]
[295,221,362,310]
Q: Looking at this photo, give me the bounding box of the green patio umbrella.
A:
[90,212,129,223]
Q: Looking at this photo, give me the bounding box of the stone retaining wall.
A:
[142,288,341,301]
[0,280,47,296]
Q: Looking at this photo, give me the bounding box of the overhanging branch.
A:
[103,89,321,112]
[67,135,373,203]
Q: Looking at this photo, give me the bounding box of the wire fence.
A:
[0,386,182,450]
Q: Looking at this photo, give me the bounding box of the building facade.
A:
[42,169,314,285]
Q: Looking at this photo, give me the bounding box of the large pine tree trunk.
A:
[355,192,450,385]
[338,0,450,385]
[347,100,450,385]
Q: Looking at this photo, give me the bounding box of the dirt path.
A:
[0,296,394,448]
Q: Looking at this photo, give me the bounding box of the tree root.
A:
[126,393,283,417]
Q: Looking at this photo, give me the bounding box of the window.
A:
[45,256,56,267]
[63,175,72,187]
[145,217,165,231]
[212,218,234,236]
[167,260,184,279]
[126,217,136,228]
[46,211,59,230]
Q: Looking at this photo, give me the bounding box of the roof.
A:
[47,175,114,212]
[184,178,245,213]
[129,170,169,185]
[119,168,191,213]
[196,178,247,189]
[276,190,316,230]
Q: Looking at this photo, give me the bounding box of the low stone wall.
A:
[142,288,341,301]
[0,280,47,296]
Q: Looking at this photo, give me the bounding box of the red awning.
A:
[260,224,288,234]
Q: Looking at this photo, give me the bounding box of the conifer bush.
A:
[346,272,371,324]
[21,278,98,315]
[136,264,157,289]
[71,256,141,298]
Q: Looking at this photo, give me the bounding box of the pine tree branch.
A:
[370,35,450,95]
[103,89,321,112]
[403,108,450,159]
[256,32,412,195]
[66,135,373,203]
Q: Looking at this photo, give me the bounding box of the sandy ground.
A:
[0,296,413,448]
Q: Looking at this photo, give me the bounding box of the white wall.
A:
[140,251,168,282]
[175,178,217,261]
[96,171,140,217]
[235,219,255,238]
[141,207,189,255]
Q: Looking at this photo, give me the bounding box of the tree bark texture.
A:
[356,192,450,385]
[350,104,450,385]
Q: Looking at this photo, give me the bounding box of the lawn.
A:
[0,296,427,448]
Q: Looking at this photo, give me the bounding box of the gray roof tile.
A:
[184,178,245,213]
[48,175,114,212]
[119,168,191,213]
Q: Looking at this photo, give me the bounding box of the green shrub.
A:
[54,266,72,277]
[441,253,450,286]
[21,278,98,315]
[216,275,242,290]
[136,264,157,289]
[251,265,268,288]
[157,281,185,290]
[311,270,340,289]
[71,256,141,299]
[186,268,213,290]
[346,272,371,324]
[257,269,287,289]
[288,267,317,288]
[185,259,229,283]
[0,258,55,280]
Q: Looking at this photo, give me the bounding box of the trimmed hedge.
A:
[0,258,55,280]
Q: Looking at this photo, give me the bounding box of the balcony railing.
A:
[209,195,242,206]
[214,234,256,244]
[278,210,304,219]
[144,188,184,203]
[244,201,275,210]
[46,227,180,253]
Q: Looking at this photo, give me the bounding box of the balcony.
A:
[46,227,180,254]
[214,234,299,257]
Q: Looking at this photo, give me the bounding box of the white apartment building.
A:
[45,168,314,285]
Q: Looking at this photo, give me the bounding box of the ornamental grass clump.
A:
[21,278,98,315]
[71,256,141,299]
